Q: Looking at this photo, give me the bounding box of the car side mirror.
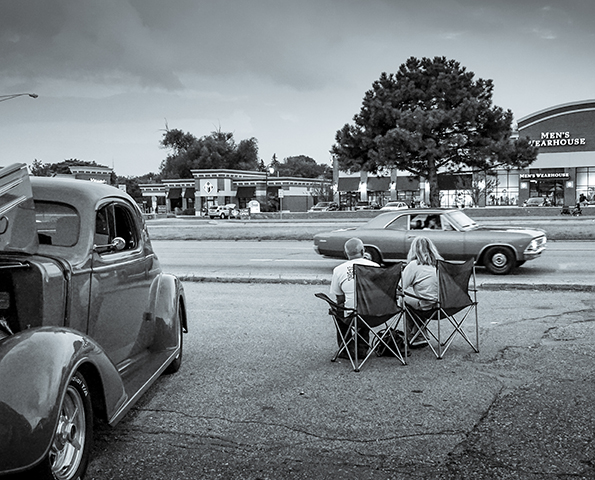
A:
[111,237,126,251]
[94,236,126,253]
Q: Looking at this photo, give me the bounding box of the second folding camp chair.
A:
[405,258,479,359]
[316,262,407,371]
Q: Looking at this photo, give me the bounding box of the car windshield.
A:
[446,210,478,231]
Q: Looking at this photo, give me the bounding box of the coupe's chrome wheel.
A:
[28,371,94,480]
[51,382,86,479]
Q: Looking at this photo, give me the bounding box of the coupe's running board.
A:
[109,348,180,425]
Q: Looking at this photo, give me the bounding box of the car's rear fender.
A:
[149,274,187,353]
[363,244,385,265]
[0,327,126,474]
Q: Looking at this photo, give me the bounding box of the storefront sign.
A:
[529,131,587,148]
[519,172,570,180]
[203,181,215,194]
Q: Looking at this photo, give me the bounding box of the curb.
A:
[177,275,595,291]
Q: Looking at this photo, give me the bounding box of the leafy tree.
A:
[116,173,161,203]
[277,155,332,179]
[160,127,260,178]
[29,159,52,176]
[332,56,538,206]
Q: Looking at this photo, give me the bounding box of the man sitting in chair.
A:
[329,237,379,357]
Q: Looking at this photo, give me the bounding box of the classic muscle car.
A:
[0,164,188,479]
[313,208,547,275]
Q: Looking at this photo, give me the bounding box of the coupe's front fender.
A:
[0,328,126,474]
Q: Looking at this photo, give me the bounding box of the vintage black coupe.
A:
[313,208,546,275]
[0,164,188,479]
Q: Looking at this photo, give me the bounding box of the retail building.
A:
[140,169,327,214]
[335,100,595,208]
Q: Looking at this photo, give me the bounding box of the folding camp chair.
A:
[405,259,478,359]
[316,262,407,371]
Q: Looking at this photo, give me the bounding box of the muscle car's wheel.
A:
[364,246,383,265]
[33,371,93,480]
[164,301,184,374]
[484,246,515,275]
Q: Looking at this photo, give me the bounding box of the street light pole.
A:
[0,93,39,103]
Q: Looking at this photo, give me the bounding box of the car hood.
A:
[0,163,38,254]
[476,225,546,237]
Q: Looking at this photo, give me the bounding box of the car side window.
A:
[409,215,425,230]
[95,203,139,252]
[35,201,80,247]
[385,215,409,231]
[95,208,110,246]
[114,205,138,249]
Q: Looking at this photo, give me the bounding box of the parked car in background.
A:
[524,197,547,207]
[0,163,188,480]
[313,208,547,275]
[354,201,380,210]
[379,201,409,211]
[209,203,240,219]
[309,201,339,212]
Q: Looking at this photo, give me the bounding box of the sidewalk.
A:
[174,270,595,292]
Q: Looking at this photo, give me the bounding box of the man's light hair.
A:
[344,237,364,259]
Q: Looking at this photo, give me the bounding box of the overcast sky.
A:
[1,0,594,177]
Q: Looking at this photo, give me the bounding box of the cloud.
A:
[1,0,183,89]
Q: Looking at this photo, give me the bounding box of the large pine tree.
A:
[332,56,537,206]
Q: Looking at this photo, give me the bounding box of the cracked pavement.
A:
[85,283,595,479]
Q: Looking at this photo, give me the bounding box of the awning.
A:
[236,186,256,198]
[438,174,472,190]
[396,176,419,190]
[367,177,390,191]
[338,178,360,192]
[167,187,182,199]
[184,187,195,198]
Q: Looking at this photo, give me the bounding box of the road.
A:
[152,239,595,287]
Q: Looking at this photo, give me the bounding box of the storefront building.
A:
[58,166,113,183]
[140,169,327,214]
[515,99,595,206]
[335,100,595,208]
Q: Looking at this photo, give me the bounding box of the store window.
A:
[491,171,519,206]
[522,169,566,206]
[577,167,595,203]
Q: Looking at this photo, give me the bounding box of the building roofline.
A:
[518,99,595,130]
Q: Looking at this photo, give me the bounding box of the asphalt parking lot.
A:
[86,282,595,480]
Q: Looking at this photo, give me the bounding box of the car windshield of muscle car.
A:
[0,163,187,480]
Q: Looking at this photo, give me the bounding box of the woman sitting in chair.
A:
[402,236,443,347]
